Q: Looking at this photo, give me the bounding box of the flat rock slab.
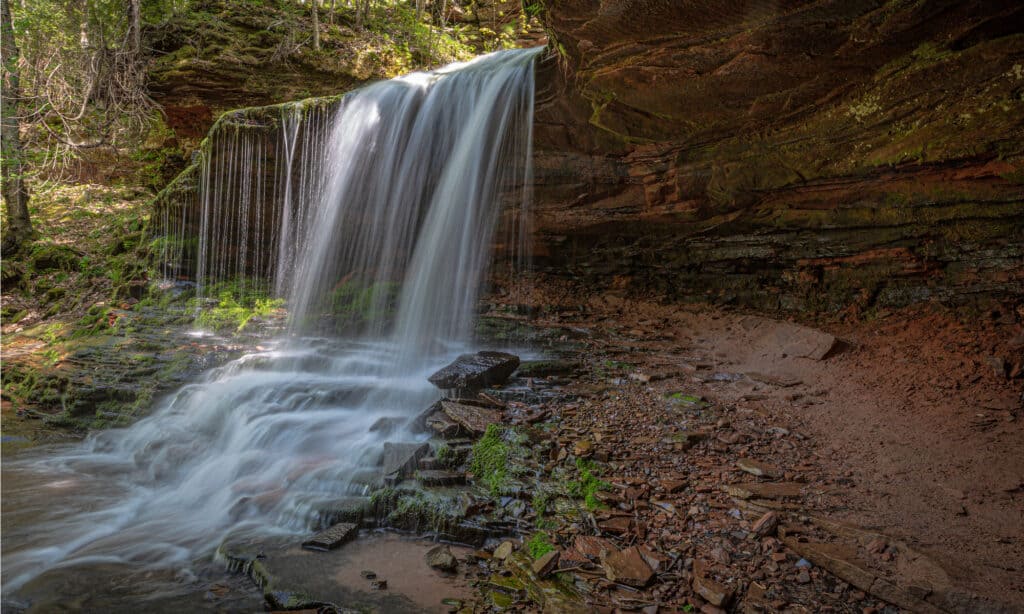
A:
[441,400,502,435]
[302,522,359,551]
[602,546,654,588]
[725,482,804,500]
[741,317,844,360]
[428,351,520,390]
[382,442,430,481]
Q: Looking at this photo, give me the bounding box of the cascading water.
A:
[2,47,542,606]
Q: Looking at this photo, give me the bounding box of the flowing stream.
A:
[2,47,542,609]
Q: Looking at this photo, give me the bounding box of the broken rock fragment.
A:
[602,546,655,587]
[736,458,779,478]
[532,550,560,577]
[425,544,459,572]
[692,560,734,608]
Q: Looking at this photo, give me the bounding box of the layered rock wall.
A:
[531,0,1024,312]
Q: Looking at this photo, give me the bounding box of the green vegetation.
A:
[322,279,400,332]
[469,424,530,495]
[567,458,611,511]
[193,281,283,333]
[525,532,555,560]
[666,391,710,408]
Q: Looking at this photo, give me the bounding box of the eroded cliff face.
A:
[531,0,1024,313]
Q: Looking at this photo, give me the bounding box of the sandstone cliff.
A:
[531,0,1024,313]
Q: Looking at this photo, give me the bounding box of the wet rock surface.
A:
[428,351,520,391]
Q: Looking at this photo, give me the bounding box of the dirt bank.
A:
[516,277,1022,611]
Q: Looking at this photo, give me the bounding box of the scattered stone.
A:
[440,400,502,436]
[493,540,515,561]
[573,439,594,457]
[360,570,376,579]
[752,511,779,537]
[425,545,459,572]
[660,477,688,493]
[532,550,560,577]
[736,458,779,478]
[598,516,633,534]
[382,442,431,482]
[693,560,733,608]
[638,546,672,573]
[603,546,655,587]
[428,351,520,390]
[370,579,387,590]
[574,535,617,561]
[301,522,358,551]
[797,569,811,584]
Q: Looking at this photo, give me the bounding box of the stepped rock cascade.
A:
[2,47,542,599]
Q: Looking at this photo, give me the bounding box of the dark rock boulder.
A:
[428,351,520,391]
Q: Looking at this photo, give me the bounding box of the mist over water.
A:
[2,47,542,600]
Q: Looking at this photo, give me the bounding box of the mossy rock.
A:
[29,243,82,272]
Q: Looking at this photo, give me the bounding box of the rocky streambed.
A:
[4,298,1020,614]
[194,300,1022,614]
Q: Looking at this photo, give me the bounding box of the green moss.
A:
[566,458,611,511]
[469,424,529,496]
[525,532,555,560]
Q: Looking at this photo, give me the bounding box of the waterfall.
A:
[158,48,537,350]
[2,48,542,598]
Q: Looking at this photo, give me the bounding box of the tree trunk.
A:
[311,0,320,50]
[1,0,34,253]
[128,0,141,53]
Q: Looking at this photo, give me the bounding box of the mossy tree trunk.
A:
[1,0,35,254]
[311,0,320,50]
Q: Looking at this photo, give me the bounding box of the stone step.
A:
[312,495,373,528]
[301,521,359,551]
[416,470,467,487]
[382,441,430,485]
[418,456,441,470]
